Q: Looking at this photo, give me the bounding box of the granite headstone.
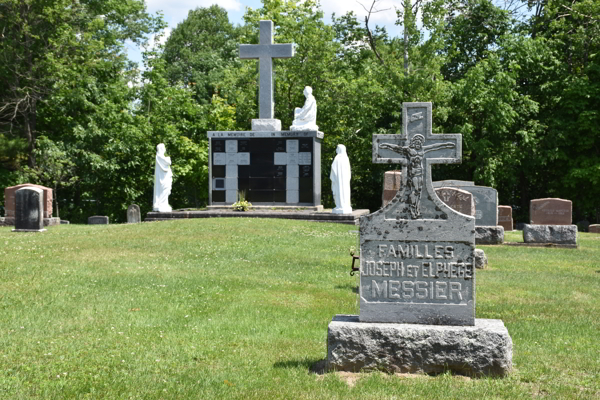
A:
[498,205,513,231]
[382,170,402,207]
[12,187,46,232]
[434,187,475,217]
[88,216,109,225]
[589,224,600,234]
[127,204,141,223]
[432,181,498,226]
[530,198,572,225]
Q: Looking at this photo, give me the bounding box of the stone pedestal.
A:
[523,224,577,245]
[475,226,504,244]
[327,315,512,377]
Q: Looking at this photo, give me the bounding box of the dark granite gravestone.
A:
[12,187,46,232]
[127,204,141,223]
[326,103,512,377]
[88,216,109,225]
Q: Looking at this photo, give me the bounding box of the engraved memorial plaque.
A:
[361,103,475,326]
[213,153,227,165]
[298,152,312,165]
[287,152,299,165]
[286,140,299,153]
[274,152,287,165]
[226,140,238,153]
[237,153,250,165]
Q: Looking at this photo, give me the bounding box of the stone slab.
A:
[475,226,504,245]
[435,187,475,217]
[5,183,53,218]
[523,224,577,245]
[251,119,282,131]
[14,187,44,231]
[589,224,600,233]
[88,216,109,225]
[327,315,512,377]
[530,198,572,225]
[146,209,370,225]
[127,204,141,223]
[498,205,513,231]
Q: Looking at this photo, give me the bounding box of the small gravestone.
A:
[498,206,513,231]
[530,198,572,225]
[127,204,141,223]
[4,183,59,226]
[590,224,600,233]
[88,216,109,225]
[382,170,402,207]
[327,103,512,377]
[434,187,475,217]
[12,187,46,232]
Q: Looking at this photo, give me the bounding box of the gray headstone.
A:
[433,181,498,226]
[361,102,475,326]
[239,20,294,121]
[12,187,46,232]
[88,216,109,225]
[127,204,141,223]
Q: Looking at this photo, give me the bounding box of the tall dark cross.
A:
[372,102,462,221]
[239,20,295,120]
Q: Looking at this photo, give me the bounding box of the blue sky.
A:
[127,0,406,67]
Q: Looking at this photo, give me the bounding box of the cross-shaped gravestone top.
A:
[360,102,476,325]
[239,20,295,123]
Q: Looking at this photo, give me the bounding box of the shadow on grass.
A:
[334,283,358,294]
[273,358,328,375]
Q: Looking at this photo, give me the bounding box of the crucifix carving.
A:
[373,103,462,220]
[239,20,295,120]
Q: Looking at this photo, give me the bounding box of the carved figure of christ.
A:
[239,20,295,120]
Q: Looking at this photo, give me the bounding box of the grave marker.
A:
[530,198,572,225]
[432,181,498,226]
[498,205,513,231]
[12,187,46,232]
[88,216,109,225]
[434,187,475,217]
[127,204,141,223]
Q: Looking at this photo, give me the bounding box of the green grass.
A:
[1,220,598,399]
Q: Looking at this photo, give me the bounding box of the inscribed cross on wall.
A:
[360,102,476,326]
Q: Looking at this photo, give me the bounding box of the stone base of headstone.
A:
[251,119,281,131]
[60,220,70,224]
[475,226,504,245]
[1,216,59,226]
[327,315,512,377]
[12,228,47,233]
[523,224,577,245]
[474,249,488,269]
[589,224,600,233]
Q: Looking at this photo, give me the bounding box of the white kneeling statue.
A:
[153,143,173,212]
[330,144,352,214]
[290,86,318,131]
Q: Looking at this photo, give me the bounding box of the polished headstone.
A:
[12,187,46,232]
[88,216,109,225]
[361,102,475,326]
[530,198,572,225]
[434,187,475,217]
[432,181,498,226]
[498,205,513,231]
[127,204,141,223]
[382,170,402,207]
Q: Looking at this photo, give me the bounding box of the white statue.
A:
[290,86,318,131]
[330,144,352,214]
[153,143,173,212]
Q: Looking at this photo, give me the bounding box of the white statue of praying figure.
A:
[330,144,352,214]
[290,86,318,131]
[153,143,173,212]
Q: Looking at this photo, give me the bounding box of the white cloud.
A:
[144,27,172,52]
[145,0,243,27]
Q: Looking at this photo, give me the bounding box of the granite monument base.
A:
[475,226,504,245]
[327,315,512,377]
[1,217,60,227]
[523,224,577,245]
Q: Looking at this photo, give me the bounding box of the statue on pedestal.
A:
[330,144,352,214]
[290,86,318,131]
[153,143,173,212]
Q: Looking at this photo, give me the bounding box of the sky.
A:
[127,0,406,67]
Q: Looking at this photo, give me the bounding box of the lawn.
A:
[1,220,598,399]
